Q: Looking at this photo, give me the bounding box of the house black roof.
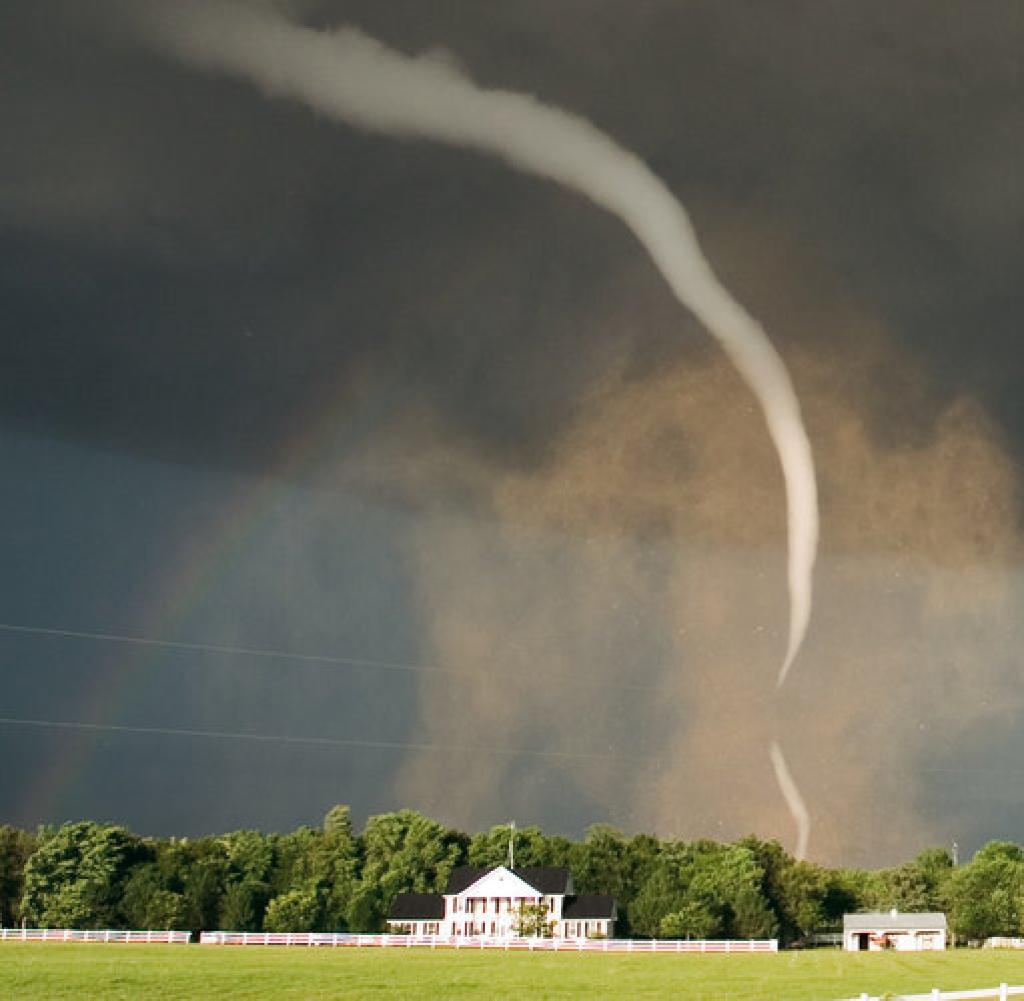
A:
[444,865,572,896]
[388,892,445,920]
[563,894,616,919]
[445,867,489,894]
[515,867,571,895]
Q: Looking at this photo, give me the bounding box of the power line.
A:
[918,766,1024,777]
[3,714,1022,780]
[0,621,436,676]
[0,620,663,693]
[0,716,648,764]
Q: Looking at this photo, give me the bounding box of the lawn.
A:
[2,943,1024,1000]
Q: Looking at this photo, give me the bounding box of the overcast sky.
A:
[1,0,1022,866]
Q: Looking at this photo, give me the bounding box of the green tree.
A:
[263,888,321,932]
[615,833,661,936]
[323,806,354,838]
[629,850,699,938]
[218,880,266,932]
[218,831,274,885]
[738,838,844,944]
[0,826,36,926]
[629,840,778,939]
[513,900,554,937]
[319,822,359,931]
[121,864,185,929]
[659,901,717,938]
[264,815,359,932]
[213,830,275,931]
[571,825,630,899]
[345,884,383,933]
[353,810,466,927]
[468,824,566,870]
[21,822,145,929]
[181,851,228,934]
[949,842,1024,942]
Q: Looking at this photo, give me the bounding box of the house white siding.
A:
[387,865,616,940]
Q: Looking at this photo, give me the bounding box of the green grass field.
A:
[2,944,1023,1000]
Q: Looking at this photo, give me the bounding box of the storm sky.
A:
[1,0,1022,866]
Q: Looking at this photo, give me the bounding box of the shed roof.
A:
[843,912,947,931]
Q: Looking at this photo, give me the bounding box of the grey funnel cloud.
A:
[124,0,819,850]
[127,0,819,684]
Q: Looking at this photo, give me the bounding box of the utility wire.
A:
[0,621,435,675]
[0,620,662,693]
[0,715,647,764]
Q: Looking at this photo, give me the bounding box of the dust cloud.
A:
[388,296,1021,866]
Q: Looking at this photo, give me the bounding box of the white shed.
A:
[843,910,947,951]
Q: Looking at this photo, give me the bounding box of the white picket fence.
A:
[199,930,777,952]
[841,986,1024,1001]
[985,938,1024,950]
[1,927,191,944]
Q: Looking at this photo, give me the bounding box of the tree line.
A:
[0,808,1021,944]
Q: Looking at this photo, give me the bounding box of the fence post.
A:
[931,990,940,1001]
[1000,985,1008,1001]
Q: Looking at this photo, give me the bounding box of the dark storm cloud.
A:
[2,1,1023,861]
[3,0,1021,473]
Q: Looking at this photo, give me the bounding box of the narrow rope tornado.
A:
[130,0,818,856]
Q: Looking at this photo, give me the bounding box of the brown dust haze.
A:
[347,245,1023,868]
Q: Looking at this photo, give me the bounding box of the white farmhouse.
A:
[842,910,947,951]
[388,865,616,939]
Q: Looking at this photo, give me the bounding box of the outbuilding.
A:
[842,910,947,951]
